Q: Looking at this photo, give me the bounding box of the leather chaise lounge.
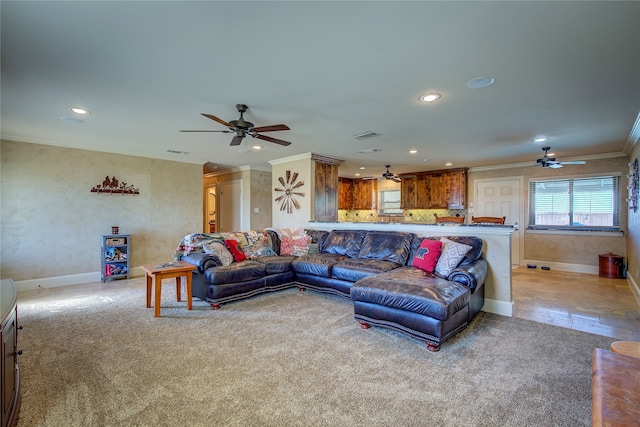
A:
[176,229,487,351]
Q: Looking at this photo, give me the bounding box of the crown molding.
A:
[623,110,640,154]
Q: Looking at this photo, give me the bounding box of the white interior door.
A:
[475,178,523,266]
[219,180,242,232]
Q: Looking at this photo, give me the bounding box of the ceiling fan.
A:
[363,165,401,182]
[180,103,291,146]
[536,147,586,169]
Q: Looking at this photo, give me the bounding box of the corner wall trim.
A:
[481,299,514,317]
[523,259,599,275]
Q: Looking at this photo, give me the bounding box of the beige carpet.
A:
[16,281,614,427]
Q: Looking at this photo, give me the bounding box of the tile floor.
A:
[512,267,640,341]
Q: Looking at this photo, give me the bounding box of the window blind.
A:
[528,175,620,230]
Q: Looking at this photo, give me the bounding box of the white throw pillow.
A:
[203,241,234,266]
[434,237,473,277]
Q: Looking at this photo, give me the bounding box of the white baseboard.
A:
[482,299,513,317]
[523,259,599,275]
[628,274,640,307]
[16,267,143,293]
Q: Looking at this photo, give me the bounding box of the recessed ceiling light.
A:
[419,93,441,103]
[465,76,495,89]
[409,149,418,154]
[359,166,366,170]
[70,107,89,115]
[445,162,453,166]
[533,137,550,143]
[355,173,361,177]
[252,145,263,150]
[422,158,429,162]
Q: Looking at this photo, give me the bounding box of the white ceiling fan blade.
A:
[560,161,586,165]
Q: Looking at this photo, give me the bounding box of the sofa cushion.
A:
[412,238,442,273]
[292,253,347,278]
[332,258,400,282]
[255,255,296,274]
[321,230,367,258]
[351,267,470,321]
[435,238,473,277]
[357,231,414,266]
[205,260,266,285]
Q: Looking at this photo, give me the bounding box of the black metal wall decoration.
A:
[274,170,304,214]
[627,158,638,212]
[91,176,140,195]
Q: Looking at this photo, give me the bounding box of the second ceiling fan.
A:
[536,147,586,168]
[180,103,292,146]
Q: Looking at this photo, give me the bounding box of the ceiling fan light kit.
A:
[181,103,292,147]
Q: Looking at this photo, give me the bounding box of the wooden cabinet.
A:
[0,279,20,427]
[352,179,377,210]
[427,173,449,208]
[338,177,353,210]
[400,175,417,209]
[399,168,467,209]
[446,169,467,209]
[314,162,339,221]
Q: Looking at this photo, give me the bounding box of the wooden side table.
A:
[610,341,640,359]
[141,261,196,317]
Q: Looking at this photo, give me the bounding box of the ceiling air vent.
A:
[357,148,382,154]
[353,131,380,140]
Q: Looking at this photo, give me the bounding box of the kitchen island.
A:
[307,221,515,317]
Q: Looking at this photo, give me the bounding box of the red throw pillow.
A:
[413,239,442,273]
[224,239,246,262]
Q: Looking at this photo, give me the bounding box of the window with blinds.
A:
[528,175,620,230]
[379,189,403,215]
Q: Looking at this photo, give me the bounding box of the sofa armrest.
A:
[447,257,487,292]
[181,253,222,273]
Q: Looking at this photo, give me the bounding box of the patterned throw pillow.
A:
[435,237,473,277]
[280,235,311,256]
[412,239,442,273]
[203,241,234,266]
[224,239,247,262]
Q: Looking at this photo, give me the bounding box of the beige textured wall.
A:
[249,169,273,230]
[0,140,202,281]
[627,142,640,285]
[468,156,629,267]
[271,158,312,228]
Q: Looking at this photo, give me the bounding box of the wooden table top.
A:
[611,341,640,359]
[140,261,196,274]
[592,348,640,427]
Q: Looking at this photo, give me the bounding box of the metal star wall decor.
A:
[274,170,304,214]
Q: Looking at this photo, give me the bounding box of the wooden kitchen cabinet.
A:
[399,168,467,209]
[427,173,449,208]
[314,161,339,221]
[400,175,417,209]
[338,177,353,210]
[352,179,377,210]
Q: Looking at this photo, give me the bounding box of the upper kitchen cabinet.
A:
[399,168,467,209]
[352,179,377,210]
[338,177,354,210]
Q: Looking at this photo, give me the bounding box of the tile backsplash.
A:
[338,209,467,224]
